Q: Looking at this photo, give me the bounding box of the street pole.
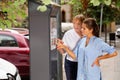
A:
[99,3,104,37]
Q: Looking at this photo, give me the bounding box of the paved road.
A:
[62,33,120,80]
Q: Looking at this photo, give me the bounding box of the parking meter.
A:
[29,0,62,80]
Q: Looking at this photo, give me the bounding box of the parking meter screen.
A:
[50,18,57,50]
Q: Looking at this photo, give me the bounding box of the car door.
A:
[0,33,29,76]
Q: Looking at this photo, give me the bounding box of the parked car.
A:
[0,28,19,34]
[115,28,120,38]
[0,31,30,79]
[24,34,29,39]
[0,58,21,80]
[11,28,29,35]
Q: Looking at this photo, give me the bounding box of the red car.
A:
[0,31,30,78]
[11,28,29,35]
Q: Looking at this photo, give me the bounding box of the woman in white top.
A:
[58,14,85,80]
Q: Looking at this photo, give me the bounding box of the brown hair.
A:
[73,14,85,24]
[83,18,99,37]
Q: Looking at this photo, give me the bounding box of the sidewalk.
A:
[101,33,120,80]
[62,32,120,80]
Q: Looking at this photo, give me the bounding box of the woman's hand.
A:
[91,58,100,67]
[91,51,118,67]
[56,39,64,45]
[56,39,76,59]
[56,39,65,50]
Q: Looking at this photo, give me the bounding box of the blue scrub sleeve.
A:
[72,41,80,59]
[96,38,116,54]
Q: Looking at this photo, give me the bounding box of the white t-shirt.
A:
[62,29,81,62]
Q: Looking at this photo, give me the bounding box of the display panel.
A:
[50,18,57,50]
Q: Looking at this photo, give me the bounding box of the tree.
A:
[0,0,28,29]
[66,0,120,21]
[36,0,120,27]
[61,0,120,42]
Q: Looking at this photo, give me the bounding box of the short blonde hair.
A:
[73,14,85,24]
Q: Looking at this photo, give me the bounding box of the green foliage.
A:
[104,0,111,5]
[61,0,65,4]
[37,5,47,12]
[115,0,120,8]
[67,0,120,25]
[90,0,101,6]
[87,4,119,25]
[37,0,51,12]
[0,0,28,29]
[68,0,83,16]
[90,0,111,6]
[43,0,51,5]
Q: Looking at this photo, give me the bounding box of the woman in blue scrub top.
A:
[57,18,118,80]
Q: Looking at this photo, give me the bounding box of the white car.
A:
[0,58,21,80]
[115,28,120,38]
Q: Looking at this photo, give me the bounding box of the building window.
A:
[62,10,66,22]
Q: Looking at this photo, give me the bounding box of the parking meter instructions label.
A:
[50,18,57,50]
